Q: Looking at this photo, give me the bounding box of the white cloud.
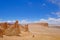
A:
[55,12,60,17]
[51,11,60,17]
[40,19,47,22]
[0,18,60,25]
[48,0,60,8]
[20,19,32,24]
[45,18,60,25]
[0,20,16,23]
[20,18,60,25]
[7,20,15,23]
[20,20,28,24]
[42,3,46,7]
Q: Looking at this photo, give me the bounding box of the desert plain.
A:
[0,21,60,40]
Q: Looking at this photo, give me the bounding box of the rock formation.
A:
[0,26,4,37]
[40,23,48,27]
[24,24,29,32]
[4,20,20,36]
[0,29,3,37]
[0,22,9,36]
[28,22,48,28]
[0,20,48,37]
[2,22,8,30]
[13,20,21,35]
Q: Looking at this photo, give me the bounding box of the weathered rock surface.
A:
[4,21,20,36]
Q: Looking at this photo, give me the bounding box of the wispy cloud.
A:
[0,18,60,25]
[55,12,60,17]
[20,19,29,24]
[0,20,15,23]
[42,3,46,7]
[51,11,60,17]
[39,18,60,25]
[48,0,60,8]
[7,20,15,23]
[20,18,60,25]
[47,18,60,24]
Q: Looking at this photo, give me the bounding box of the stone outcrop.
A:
[0,20,48,37]
[0,22,9,36]
[39,23,48,27]
[29,22,48,27]
[2,22,8,30]
[24,24,29,32]
[0,29,3,37]
[4,20,20,36]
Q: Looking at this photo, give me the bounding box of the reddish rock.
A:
[24,24,29,32]
[0,29,3,37]
[4,20,21,36]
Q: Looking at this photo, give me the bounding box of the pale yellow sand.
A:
[0,25,60,40]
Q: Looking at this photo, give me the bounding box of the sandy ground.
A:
[0,25,60,40]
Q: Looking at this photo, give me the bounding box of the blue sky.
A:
[0,0,60,24]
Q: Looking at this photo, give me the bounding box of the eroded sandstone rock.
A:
[24,24,29,32]
[0,28,3,37]
[4,20,20,36]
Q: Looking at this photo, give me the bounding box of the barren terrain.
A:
[0,24,60,40]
